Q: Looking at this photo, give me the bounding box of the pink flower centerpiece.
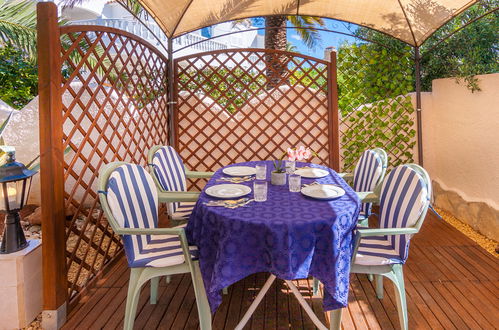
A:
[272,146,317,185]
[287,146,314,162]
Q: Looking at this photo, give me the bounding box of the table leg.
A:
[329,308,342,330]
[235,274,276,330]
[286,280,328,330]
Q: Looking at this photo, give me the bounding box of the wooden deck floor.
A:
[63,212,499,329]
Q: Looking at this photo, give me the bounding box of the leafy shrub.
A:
[0,45,38,109]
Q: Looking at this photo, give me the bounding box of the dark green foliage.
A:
[337,43,416,171]
[0,45,38,109]
[355,0,499,91]
[419,0,498,92]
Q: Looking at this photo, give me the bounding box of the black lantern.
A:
[0,150,36,254]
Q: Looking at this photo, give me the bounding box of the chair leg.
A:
[375,274,384,299]
[222,287,228,295]
[385,265,408,330]
[124,268,144,330]
[313,277,320,295]
[150,276,159,304]
[367,274,374,282]
[191,261,212,330]
[166,275,171,284]
[329,308,342,330]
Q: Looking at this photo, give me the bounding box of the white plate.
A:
[301,184,345,200]
[294,168,329,178]
[205,184,252,199]
[222,166,256,177]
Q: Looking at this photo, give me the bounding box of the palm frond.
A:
[287,15,325,49]
[0,0,37,59]
[286,42,297,52]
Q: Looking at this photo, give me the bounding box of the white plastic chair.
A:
[331,164,432,330]
[98,162,212,330]
[147,145,214,223]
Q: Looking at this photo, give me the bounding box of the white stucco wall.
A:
[422,73,499,210]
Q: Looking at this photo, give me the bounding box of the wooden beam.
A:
[37,2,67,327]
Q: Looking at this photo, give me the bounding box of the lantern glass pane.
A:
[0,181,19,211]
[16,179,26,209]
[0,182,7,211]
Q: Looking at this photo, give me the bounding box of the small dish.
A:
[205,184,252,199]
[294,167,329,178]
[301,184,345,200]
[222,166,257,177]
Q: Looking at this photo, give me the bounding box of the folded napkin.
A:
[204,197,254,209]
[216,175,255,183]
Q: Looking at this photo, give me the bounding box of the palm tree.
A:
[265,15,325,87]
[0,0,37,60]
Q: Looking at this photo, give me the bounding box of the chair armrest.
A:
[115,227,184,236]
[338,172,353,181]
[185,170,215,179]
[357,227,419,237]
[158,191,200,203]
[356,191,380,204]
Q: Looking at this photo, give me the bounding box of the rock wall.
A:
[433,181,499,240]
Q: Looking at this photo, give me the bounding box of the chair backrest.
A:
[148,146,187,214]
[378,164,431,262]
[353,149,387,216]
[100,163,159,265]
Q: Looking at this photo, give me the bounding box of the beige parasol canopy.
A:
[136,0,478,46]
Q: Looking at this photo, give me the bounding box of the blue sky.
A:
[252,18,360,59]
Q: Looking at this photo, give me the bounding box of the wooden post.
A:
[328,50,340,171]
[37,2,67,328]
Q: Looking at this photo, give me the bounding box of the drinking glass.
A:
[253,180,268,202]
[289,174,301,192]
[255,164,267,180]
[285,160,296,174]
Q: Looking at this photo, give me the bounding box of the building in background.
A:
[59,0,264,58]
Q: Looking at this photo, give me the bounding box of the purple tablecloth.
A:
[186,161,360,313]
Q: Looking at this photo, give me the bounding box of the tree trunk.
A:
[265,16,288,89]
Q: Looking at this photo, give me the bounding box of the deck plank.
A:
[62,212,498,330]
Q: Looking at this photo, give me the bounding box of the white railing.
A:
[173,34,228,52]
[70,18,229,53]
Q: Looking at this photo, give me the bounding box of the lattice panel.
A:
[175,49,333,190]
[59,26,169,301]
[337,45,417,172]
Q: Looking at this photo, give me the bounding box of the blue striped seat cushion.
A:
[106,164,197,268]
[125,223,198,268]
[353,150,383,218]
[355,165,428,266]
[355,235,403,265]
[171,202,196,220]
[152,146,187,214]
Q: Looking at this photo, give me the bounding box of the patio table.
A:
[186,160,360,328]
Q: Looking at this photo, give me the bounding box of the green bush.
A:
[0,45,38,109]
[337,44,416,171]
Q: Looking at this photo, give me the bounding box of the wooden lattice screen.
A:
[58,25,169,302]
[174,48,338,189]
